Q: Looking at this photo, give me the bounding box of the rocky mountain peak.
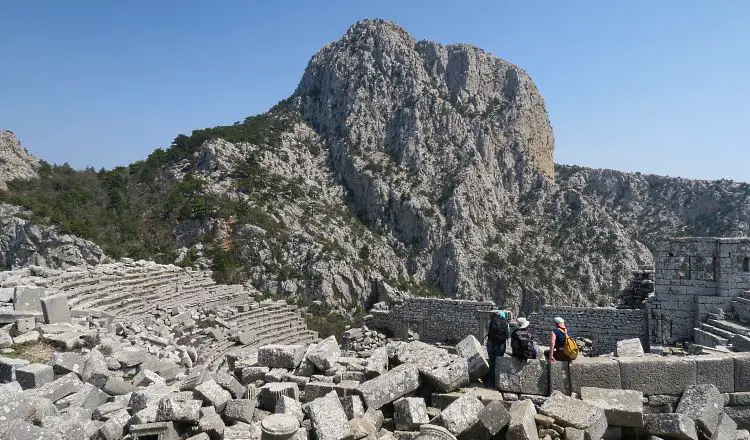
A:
[0,130,39,191]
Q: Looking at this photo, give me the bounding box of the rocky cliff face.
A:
[0,131,39,190]
[0,204,106,269]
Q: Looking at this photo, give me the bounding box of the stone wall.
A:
[649,237,750,343]
[366,298,496,344]
[528,306,648,355]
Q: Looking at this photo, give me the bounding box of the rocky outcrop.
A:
[0,204,105,269]
[0,130,38,191]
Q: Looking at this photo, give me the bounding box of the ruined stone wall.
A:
[649,237,750,343]
[365,298,496,344]
[528,306,648,355]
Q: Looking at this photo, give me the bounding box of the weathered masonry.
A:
[365,297,495,344]
[646,237,750,344]
[528,306,648,355]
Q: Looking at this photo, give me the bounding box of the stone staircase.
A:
[694,291,750,351]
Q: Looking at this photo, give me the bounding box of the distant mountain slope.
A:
[0,131,38,190]
[1,20,746,314]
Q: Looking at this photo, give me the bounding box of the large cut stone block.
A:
[395,341,469,392]
[0,355,30,383]
[695,355,734,393]
[676,384,723,438]
[364,347,388,379]
[305,380,359,401]
[461,400,510,440]
[393,397,429,431]
[569,357,621,394]
[495,357,549,395]
[540,391,608,440]
[355,364,420,410]
[725,406,750,430]
[580,386,644,428]
[15,363,54,389]
[306,336,341,371]
[506,400,539,440]
[735,354,750,392]
[13,286,44,312]
[257,344,305,369]
[195,378,231,413]
[305,391,352,440]
[618,356,696,395]
[40,294,72,324]
[438,394,484,436]
[225,399,255,424]
[156,393,202,424]
[643,413,698,440]
[549,361,571,395]
[455,335,489,381]
[615,338,644,357]
[259,382,299,411]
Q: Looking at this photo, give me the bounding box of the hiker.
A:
[484,309,509,387]
[510,317,537,360]
[545,317,579,362]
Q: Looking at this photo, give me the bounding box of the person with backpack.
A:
[484,309,509,387]
[546,317,579,362]
[510,317,537,361]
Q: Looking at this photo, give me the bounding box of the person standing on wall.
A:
[546,316,579,362]
[484,309,509,387]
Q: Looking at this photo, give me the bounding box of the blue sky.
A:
[1,1,748,181]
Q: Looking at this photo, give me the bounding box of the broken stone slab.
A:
[215,370,246,399]
[0,355,29,382]
[241,366,271,384]
[305,391,352,440]
[103,375,137,395]
[495,357,549,396]
[676,384,724,438]
[195,378,232,413]
[540,391,607,440]
[580,386,644,428]
[266,367,289,382]
[306,335,342,371]
[615,338,645,357]
[506,400,539,440]
[455,335,489,381]
[569,357,622,395]
[355,364,420,410]
[393,397,429,431]
[82,348,111,388]
[13,286,45,313]
[276,394,305,423]
[40,294,72,324]
[156,393,202,424]
[58,381,109,410]
[113,346,147,367]
[132,369,167,387]
[16,363,54,389]
[34,371,82,403]
[225,398,256,424]
[198,406,226,439]
[438,394,484,436]
[396,341,470,392]
[460,399,510,440]
[258,344,306,369]
[130,385,172,413]
[643,413,698,440]
[12,330,39,345]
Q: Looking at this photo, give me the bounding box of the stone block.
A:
[712,411,738,440]
[569,357,621,394]
[225,398,255,424]
[395,341,469,392]
[0,355,30,383]
[439,394,484,436]
[365,347,388,378]
[461,400,511,440]
[215,370,246,399]
[735,354,750,392]
[615,338,644,357]
[305,380,359,401]
[132,369,166,388]
[618,356,696,395]
[15,363,54,389]
[549,361,571,395]
[725,406,750,430]
[14,317,35,334]
[198,406,225,439]
[195,378,232,412]
[393,397,429,431]
[50,351,84,377]
[540,391,607,440]
[103,376,137,395]
[676,384,723,438]
[130,422,179,440]
[276,394,304,423]
[241,366,270,384]
[495,357,549,395]
[507,400,539,440]
[355,364,420,410]
[455,335,489,381]
[695,355,735,393]
[305,391,352,440]
[40,294,72,324]
[339,395,365,420]
[156,394,202,424]
[564,427,585,440]
[259,382,299,411]
[580,386,644,428]
[643,413,698,440]
[306,336,341,371]
[113,346,146,367]
[36,372,82,403]
[257,344,305,369]
[13,286,44,312]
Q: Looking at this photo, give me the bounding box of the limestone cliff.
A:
[0,131,39,190]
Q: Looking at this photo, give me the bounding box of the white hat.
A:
[553,317,565,324]
[517,317,530,329]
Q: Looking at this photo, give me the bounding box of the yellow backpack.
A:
[561,328,579,360]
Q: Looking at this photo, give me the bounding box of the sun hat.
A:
[553,317,565,324]
[517,317,530,329]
